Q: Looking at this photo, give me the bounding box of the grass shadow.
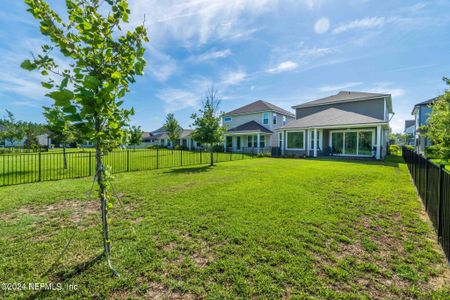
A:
[311,155,402,168]
[164,165,213,174]
[25,253,104,300]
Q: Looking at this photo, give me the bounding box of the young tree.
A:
[128,125,143,150]
[44,105,75,169]
[423,77,450,161]
[24,128,39,150]
[164,113,182,148]
[0,110,25,148]
[22,0,148,275]
[191,88,225,166]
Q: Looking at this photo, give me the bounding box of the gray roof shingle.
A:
[225,100,295,117]
[227,121,273,133]
[280,107,386,129]
[292,91,390,109]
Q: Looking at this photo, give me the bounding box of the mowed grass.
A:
[0,157,449,299]
[0,149,251,185]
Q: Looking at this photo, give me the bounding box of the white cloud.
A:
[0,72,48,101]
[128,0,277,47]
[220,70,247,86]
[146,46,177,81]
[333,17,385,34]
[299,47,336,57]
[267,61,298,74]
[156,88,200,113]
[366,82,405,98]
[318,82,362,93]
[189,49,232,63]
[314,18,330,34]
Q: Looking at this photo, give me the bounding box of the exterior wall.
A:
[414,105,433,154]
[295,98,386,120]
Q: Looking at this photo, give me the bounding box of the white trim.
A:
[376,125,381,159]
[285,130,306,150]
[308,129,323,151]
[329,128,376,157]
[276,122,389,131]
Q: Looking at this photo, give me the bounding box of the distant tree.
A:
[164,113,182,148]
[389,133,408,145]
[0,110,26,147]
[22,0,148,275]
[24,128,39,150]
[190,87,225,166]
[423,77,450,161]
[44,105,74,169]
[128,125,143,150]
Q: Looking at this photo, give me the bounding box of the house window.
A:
[224,116,232,123]
[160,139,164,146]
[287,131,304,149]
[273,113,277,125]
[279,132,283,148]
[247,136,253,148]
[260,136,265,148]
[226,136,232,148]
[282,116,286,125]
[263,112,269,125]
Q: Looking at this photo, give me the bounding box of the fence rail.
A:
[0,147,277,187]
[402,146,450,263]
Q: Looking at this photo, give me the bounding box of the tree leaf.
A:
[20,60,36,71]
[111,71,121,79]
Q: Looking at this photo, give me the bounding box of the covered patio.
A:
[224,121,273,153]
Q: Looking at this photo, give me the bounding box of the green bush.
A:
[389,144,401,156]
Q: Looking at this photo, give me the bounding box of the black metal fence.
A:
[0,147,278,187]
[402,146,450,262]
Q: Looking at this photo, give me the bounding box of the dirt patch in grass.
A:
[18,200,99,223]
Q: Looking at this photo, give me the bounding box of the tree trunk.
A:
[210,143,214,166]
[63,144,67,169]
[95,121,119,276]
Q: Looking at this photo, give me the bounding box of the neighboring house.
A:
[404,120,415,146]
[412,97,437,154]
[2,133,51,148]
[278,91,393,160]
[222,100,295,152]
[146,126,200,149]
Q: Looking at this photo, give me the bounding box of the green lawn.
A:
[0,149,253,186]
[0,157,449,299]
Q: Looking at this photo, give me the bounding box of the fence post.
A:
[89,151,92,176]
[127,149,130,172]
[200,149,202,164]
[38,151,42,182]
[438,164,444,238]
[156,148,159,169]
[181,148,183,166]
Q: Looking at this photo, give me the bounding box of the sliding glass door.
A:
[330,130,374,156]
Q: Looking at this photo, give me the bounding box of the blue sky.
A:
[0,0,449,133]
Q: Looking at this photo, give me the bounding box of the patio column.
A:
[376,125,381,160]
[313,128,318,157]
[257,133,261,154]
[305,129,311,156]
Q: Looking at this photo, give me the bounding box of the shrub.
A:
[389,144,401,156]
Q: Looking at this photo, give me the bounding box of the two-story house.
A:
[411,97,437,154]
[277,91,393,160]
[222,100,295,152]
